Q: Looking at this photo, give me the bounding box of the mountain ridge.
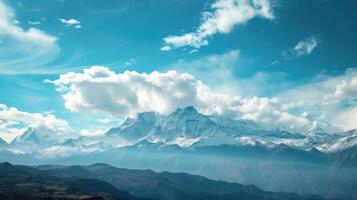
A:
[4,106,357,158]
[32,162,326,200]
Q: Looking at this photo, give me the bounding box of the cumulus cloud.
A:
[283,37,318,58]
[278,68,357,131]
[161,0,274,51]
[0,0,59,74]
[0,104,71,143]
[325,75,357,104]
[279,69,357,107]
[335,106,357,131]
[48,66,339,133]
[58,18,81,28]
[48,67,200,117]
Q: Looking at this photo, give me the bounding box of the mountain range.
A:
[0,162,328,200]
[5,106,357,156]
[1,106,357,199]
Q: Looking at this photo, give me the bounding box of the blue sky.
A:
[1,0,357,142]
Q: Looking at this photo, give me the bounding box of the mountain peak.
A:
[12,127,39,144]
[172,106,200,116]
[0,162,13,168]
[10,126,66,147]
[183,106,197,111]
[136,111,158,121]
[0,162,22,175]
[89,163,115,169]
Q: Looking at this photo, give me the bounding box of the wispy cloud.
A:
[89,7,128,16]
[58,18,82,29]
[161,0,274,51]
[168,50,290,97]
[0,0,59,74]
[0,1,56,44]
[282,37,319,58]
[28,20,41,25]
[124,58,136,66]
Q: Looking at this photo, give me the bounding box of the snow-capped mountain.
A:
[106,111,159,141]
[312,129,357,152]
[11,127,62,146]
[104,106,357,152]
[105,106,269,148]
[8,125,74,156]
[2,106,357,158]
[12,127,53,146]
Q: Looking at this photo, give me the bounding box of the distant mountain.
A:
[104,106,356,153]
[36,162,325,200]
[10,126,64,148]
[1,107,356,199]
[105,106,305,149]
[0,162,142,200]
[315,129,357,152]
[106,112,159,141]
[4,106,356,157]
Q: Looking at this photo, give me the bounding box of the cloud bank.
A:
[0,104,71,143]
[48,66,341,134]
[278,68,357,130]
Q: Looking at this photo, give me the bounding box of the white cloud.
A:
[279,69,357,107]
[28,20,41,25]
[283,37,318,58]
[97,115,123,124]
[160,45,171,51]
[162,0,274,51]
[97,117,112,124]
[48,67,200,117]
[335,106,357,131]
[58,18,81,28]
[80,129,105,137]
[325,75,357,104]
[278,68,357,131]
[0,0,59,74]
[0,1,56,45]
[0,103,71,143]
[48,66,339,133]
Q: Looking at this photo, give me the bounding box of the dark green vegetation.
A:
[0,162,327,200]
[0,162,140,200]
